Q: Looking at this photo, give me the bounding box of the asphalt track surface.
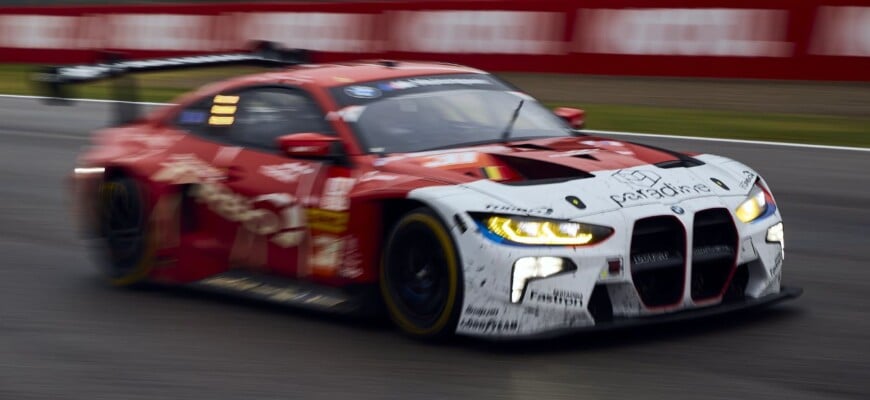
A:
[0,97,868,400]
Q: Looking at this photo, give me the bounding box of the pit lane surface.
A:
[0,97,867,400]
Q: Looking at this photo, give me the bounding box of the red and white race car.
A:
[45,44,800,339]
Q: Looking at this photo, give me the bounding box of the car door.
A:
[203,86,353,280]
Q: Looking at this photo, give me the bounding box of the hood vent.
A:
[572,153,599,161]
[507,143,553,151]
[493,154,593,185]
[656,158,705,169]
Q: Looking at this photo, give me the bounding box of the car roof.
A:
[225,60,488,89]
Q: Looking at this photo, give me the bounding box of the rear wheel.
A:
[380,208,462,339]
[96,176,153,287]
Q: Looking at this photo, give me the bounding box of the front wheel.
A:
[380,208,463,339]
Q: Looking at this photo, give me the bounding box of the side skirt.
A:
[189,270,377,315]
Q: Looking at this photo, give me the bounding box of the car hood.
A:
[375,136,758,219]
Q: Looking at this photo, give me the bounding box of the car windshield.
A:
[331,75,571,154]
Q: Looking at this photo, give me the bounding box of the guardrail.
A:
[1,0,868,80]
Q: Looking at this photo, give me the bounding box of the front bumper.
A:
[451,197,789,338]
[506,286,802,340]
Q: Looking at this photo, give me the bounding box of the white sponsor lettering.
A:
[310,234,343,275]
[422,152,478,168]
[809,7,870,57]
[575,8,792,57]
[391,11,565,54]
[0,15,78,49]
[260,163,316,184]
[237,12,380,52]
[358,171,398,182]
[338,235,363,279]
[106,14,217,51]
[320,177,355,211]
[152,155,306,248]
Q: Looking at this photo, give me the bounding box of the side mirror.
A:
[276,132,345,161]
[554,107,586,130]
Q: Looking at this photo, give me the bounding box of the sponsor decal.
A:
[344,85,381,99]
[320,177,355,211]
[671,205,685,215]
[179,110,207,124]
[151,154,224,184]
[378,77,492,91]
[391,10,564,54]
[459,318,519,333]
[527,289,584,307]
[631,251,677,266]
[358,171,398,182]
[152,155,307,248]
[710,177,730,191]
[575,8,791,57]
[238,12,379,53]
[464,306,499,317]
[193,183,307,247]
[693,245,733,258]
[310,234,344,275]
[260,163,316,183]
[306,208,349,233]
[771,251,783,278]
[613,169,661,188]
[338,235,364,279]
[422,152,478,168]
[484,204,553,216]
[609,182,712,207]
[809,6,870,57]
[739,170,756,189]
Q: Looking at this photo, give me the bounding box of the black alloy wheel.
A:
[381,208,462,338]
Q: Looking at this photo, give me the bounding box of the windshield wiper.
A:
[500,99,525,143]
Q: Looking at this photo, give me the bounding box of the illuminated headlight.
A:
[479,215,613,246]
[73,167,105,175]
[766,222,783,243]
[735,181,776,223]
[511,257,576,303]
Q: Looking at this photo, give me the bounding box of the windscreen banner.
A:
[0,0,868,80]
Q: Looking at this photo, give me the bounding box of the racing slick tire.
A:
[380,208,463,339]
[95,176,154,287]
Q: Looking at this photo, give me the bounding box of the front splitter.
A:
[487,286,803,341]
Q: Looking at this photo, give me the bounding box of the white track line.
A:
[0,93,167,106]
[2,93,868,152]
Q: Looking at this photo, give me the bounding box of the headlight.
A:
[477,215,613,246]
[735,181,776,223]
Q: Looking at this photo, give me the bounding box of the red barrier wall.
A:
[1,0,868,80]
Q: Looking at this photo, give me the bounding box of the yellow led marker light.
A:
[210,105,237,115]
[208,116,235,126]
[213,95,239,104]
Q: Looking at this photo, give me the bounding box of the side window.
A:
[172,87,333,150]
[232,88,333,150]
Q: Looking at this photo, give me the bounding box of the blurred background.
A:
[0,1,868,400]
[1,0,868,146]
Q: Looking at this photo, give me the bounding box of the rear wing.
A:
[32,41,311,125]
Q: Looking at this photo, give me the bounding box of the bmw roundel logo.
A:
[344,85,381,99]
[671,205,685,215]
